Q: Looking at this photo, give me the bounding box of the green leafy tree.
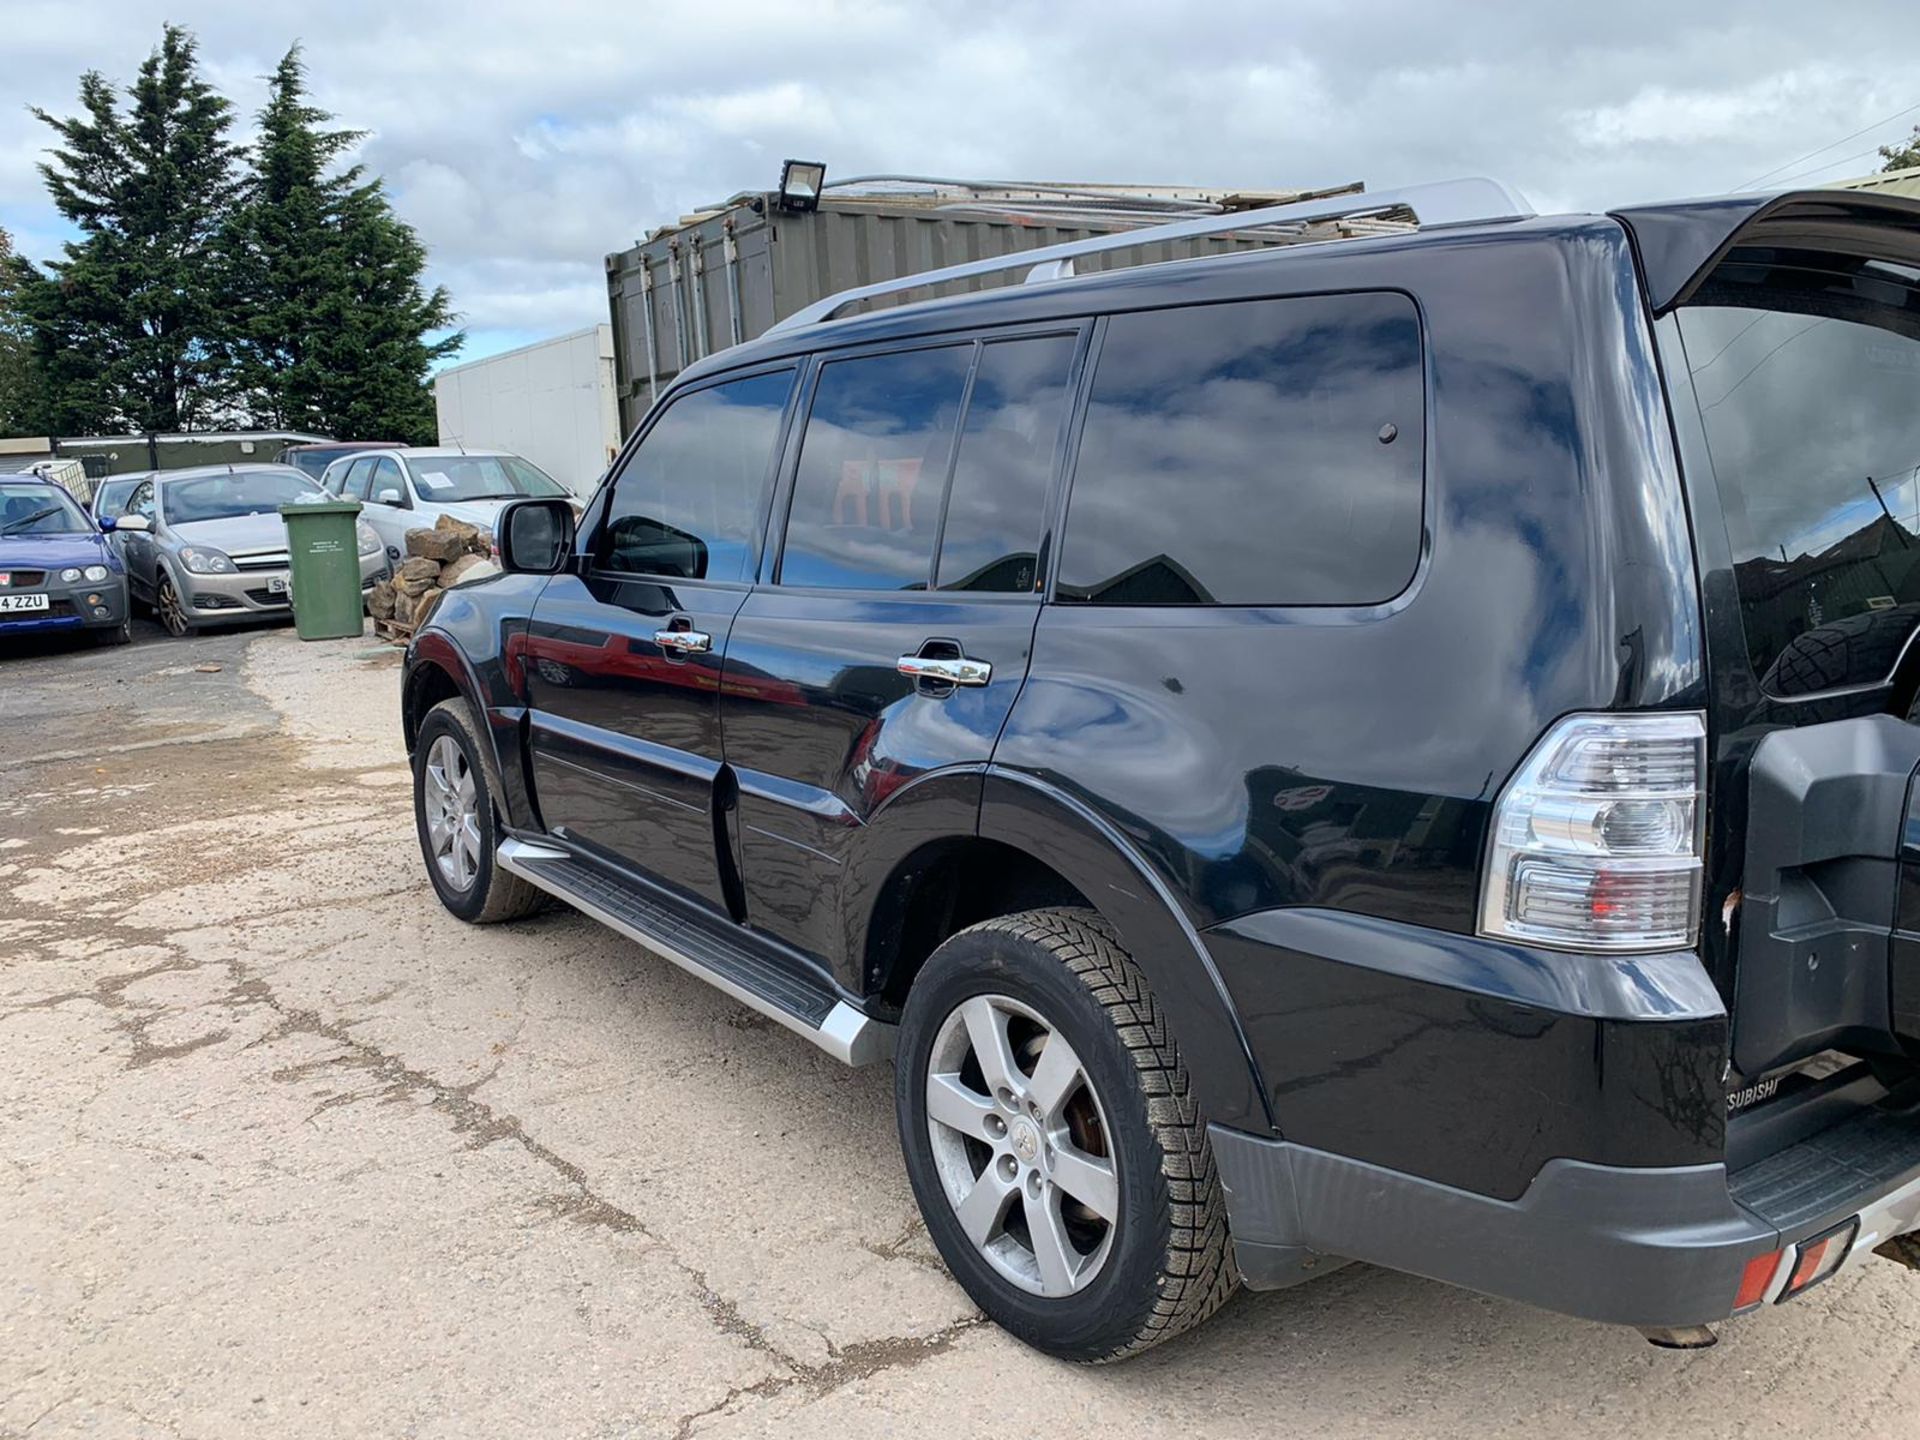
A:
[27,25,244,433]
[0,228,47,435]
[224,46,459,442]
[1881,126,1920,173]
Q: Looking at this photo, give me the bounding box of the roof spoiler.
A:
[1611,187,1920,313]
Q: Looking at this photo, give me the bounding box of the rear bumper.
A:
[1214,1103,1920,1326]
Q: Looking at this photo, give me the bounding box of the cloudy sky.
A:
[2,0,1916,368]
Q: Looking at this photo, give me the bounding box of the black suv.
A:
[403,179,1920,1360]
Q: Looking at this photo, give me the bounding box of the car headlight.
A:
[356,521,382,556]
[179,546,238,574]
[83,564,110,582]
[59,567,82,583]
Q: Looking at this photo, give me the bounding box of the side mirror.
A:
[114,514,151,532]
[499,498,576,575]
[375,488,405,505]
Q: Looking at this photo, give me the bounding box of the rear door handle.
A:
[896,654,992,687]
[654,628,712,654]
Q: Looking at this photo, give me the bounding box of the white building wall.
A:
[434,325,621,498]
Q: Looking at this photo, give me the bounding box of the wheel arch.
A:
[857,768,1272,1133]
[404,625,540,830]
[974,771,1273,1133]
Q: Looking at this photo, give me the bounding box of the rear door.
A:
[524,365,798,912]
[718,328,1084,971]
[1653,202,1920,1079]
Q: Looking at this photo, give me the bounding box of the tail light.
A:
[1479,712,1706,952]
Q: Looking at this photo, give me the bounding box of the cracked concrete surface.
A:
[5,627,1920,1438]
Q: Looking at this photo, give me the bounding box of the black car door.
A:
[718,329,1084,976]
[523,365,798,913]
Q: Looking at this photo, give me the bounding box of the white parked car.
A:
[322,447,570,565]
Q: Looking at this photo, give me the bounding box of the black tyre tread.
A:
[1763,603,1920,697]
[961,906,1239,1360]
[423,697,546,923]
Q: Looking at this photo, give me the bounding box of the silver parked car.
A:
[116,464,389,637]
[320,447,570,565]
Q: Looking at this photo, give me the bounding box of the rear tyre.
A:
[412,697,545,924]
[895,907,1238,1362]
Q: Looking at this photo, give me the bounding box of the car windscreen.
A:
[1,482,91,536]
[161,471,330,525]
[1675,248,1920,694]
[407,455,565,502]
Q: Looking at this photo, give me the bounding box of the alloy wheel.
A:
[924,993,1119,1297]
[157,573,190,637]
[423,734,483,890]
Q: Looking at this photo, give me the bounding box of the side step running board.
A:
[497,838,894,1066]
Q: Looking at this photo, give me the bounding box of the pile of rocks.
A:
[368,515,497,629]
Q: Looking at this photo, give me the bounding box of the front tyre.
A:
[412,698,544,924]
[154,569,194,638]
[896,907,1238,1362]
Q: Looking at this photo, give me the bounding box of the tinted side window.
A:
[601,370,795,581]
[342,458,374,500]
[1059,293,1425,605]
[779,346,971,590]
[935,335,1076,593]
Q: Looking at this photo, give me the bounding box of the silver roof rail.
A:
[766,176,1533,334]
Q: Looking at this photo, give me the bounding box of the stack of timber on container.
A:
[605,176,1405,433]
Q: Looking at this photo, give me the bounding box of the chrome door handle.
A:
[654,628,712,654]
[896,654,992,687]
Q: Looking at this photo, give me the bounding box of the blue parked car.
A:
[0,475,132,646]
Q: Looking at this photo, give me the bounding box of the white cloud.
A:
[2,0,1918,352]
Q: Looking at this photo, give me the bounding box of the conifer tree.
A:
[27,25,243,433]
[224,46,459,441]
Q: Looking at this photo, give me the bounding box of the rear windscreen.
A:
[1677,248,1920,693]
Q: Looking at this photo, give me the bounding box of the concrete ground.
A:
[4,621,1920,1440]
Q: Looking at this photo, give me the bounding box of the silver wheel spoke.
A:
[925,1073,997,1142]
[1026,1033,1084,1117]
[924,990,1119,1299]
[959,996,1020,1097]
[1050,1146,1119,1223]
[953,1168,1016,1249]
[457,815,483,881]
[1029,1188,1082,1296]
[423,735,484,892]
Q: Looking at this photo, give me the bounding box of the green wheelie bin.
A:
[279,499,367,641]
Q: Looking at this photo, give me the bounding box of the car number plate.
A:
[0,593,50,612]
[267,574,290,594]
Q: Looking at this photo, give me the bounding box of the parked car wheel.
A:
[154,570,194,638]
[895,907,1238,1362]
[91,621,131,647]
[412,698,545,923]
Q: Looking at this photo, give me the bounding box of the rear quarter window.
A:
[1058,292,1425,606]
